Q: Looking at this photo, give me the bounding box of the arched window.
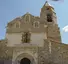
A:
[15,22,20,28]
[25,14,30,22]
[21,31,31,43]
[34,21,40,28]
[47,14,52,22]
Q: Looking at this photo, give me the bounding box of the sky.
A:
[0,0,68,44]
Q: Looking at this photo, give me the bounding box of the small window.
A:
[15,22,20,28]
[46,7,49,10]
[34,21,39,28]
[47,14,52,22]
[25,15,30,22]
[21,31,31,43]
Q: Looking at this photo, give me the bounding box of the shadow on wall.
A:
[0,60,12,64]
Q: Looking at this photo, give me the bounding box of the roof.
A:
[44,1,53,7]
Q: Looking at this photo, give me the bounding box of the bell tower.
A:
[40,1,61,43]
[40,1,57,25]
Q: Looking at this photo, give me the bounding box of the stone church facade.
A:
[0,1,68,64]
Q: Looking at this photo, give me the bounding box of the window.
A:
[21,31,31,43]
[46,7,49,10]
[15,22,20,28]
[34,21,39,28]
[47,14,52,22]
[25,14,30,22]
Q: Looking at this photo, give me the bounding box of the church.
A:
[0,1,68,64]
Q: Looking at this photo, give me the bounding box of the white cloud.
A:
[62,25,68,32]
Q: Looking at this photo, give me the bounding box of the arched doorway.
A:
[20,58,31,64]
[15,53,36,64]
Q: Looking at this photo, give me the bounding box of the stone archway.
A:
[15,53,36,64]
[20,58,31,64]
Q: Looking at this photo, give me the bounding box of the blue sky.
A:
[0,0,68,44]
